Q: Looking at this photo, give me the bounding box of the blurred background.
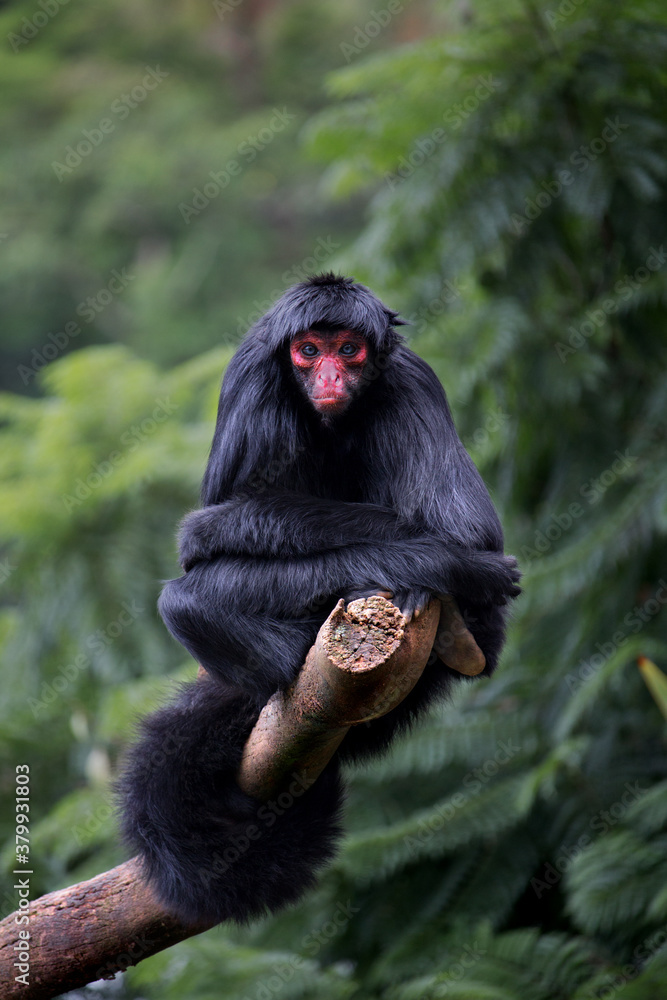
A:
[1,0,667,997]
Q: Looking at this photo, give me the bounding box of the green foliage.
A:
[0,0,409,388]
[291,0,667,995]
[0,345,223,899]
[2,0,667,997]
[638,656,667,718]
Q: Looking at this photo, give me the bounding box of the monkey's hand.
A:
[391,588,433,621]
[343,587,432,622]
[452,550,521,607]
[343,587,394,604]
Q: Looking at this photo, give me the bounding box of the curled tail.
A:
[118,678,344,925]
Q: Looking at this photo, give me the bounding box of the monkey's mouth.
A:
[313,397,349,414]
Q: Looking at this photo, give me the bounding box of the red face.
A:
[289,330,370,417]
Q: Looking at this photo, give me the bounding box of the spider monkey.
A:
[119,274,520,925]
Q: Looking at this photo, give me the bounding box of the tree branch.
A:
[0,594,477,998]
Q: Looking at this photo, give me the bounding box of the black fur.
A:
[119,274,520,925]
[119,679,343,925]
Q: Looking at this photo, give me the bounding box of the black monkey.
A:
[119,274,520,926]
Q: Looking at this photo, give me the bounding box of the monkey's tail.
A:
[117,679,344,925]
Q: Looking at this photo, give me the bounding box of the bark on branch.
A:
[0,595,479,999]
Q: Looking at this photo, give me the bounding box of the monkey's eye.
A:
[300,343,319,358]
[340,343,359,357]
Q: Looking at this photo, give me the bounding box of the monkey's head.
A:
[289,328,370,417]
[259,273,405,419]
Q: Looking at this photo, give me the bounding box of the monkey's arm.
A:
[179,493,408,569]
[158,537,519,696]
[171,538,520,621]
